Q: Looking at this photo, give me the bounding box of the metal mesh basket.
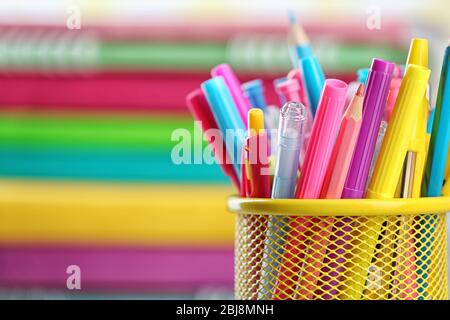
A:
[228,196,449,300]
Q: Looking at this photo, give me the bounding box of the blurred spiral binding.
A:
[0,27,99,75]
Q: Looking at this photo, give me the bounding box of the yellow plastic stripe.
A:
[0,180,234,246]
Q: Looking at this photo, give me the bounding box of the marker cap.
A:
[406,38,428,67]
[242,79,267,110]
[248,108,265,136]
[367,64,431,199]
[201,76,246,175]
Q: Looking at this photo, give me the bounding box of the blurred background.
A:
[0,0,448,299]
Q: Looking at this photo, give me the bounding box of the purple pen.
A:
[342,58,394,199]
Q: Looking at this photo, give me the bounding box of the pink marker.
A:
[211,64,251,127]
[295,79,348,198]
[319,83,364,299]
[274,79,348,299]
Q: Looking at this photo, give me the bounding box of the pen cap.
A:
[248,108,265,136]
[342,58,394,199]
[201,76,246,174]
[301,55,325,115]
[186,89,224,145]
[186,88,240,189]
[211,64,250,126]
[367,64,431,199]
[186,88,211,126]
[278,101,306,143]
[242,79,267,110]
[271,101,306,198]
[296,79,348,199]
[406,38,428,68]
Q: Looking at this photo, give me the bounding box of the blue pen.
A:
[259,101,307,298]
[426,45,450,197]
[202,76,246,177]
[241,79,267,111]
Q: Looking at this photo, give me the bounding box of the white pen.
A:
[259,101,307,298]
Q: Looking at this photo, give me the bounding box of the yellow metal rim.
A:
[227,196,450,217]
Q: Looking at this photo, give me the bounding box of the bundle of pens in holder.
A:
[186,13,450,300]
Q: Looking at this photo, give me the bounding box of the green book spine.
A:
[0,113,206,150]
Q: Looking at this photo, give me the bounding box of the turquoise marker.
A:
[420,45,450,300]
[426,45,450,197]
[202,76,246,176]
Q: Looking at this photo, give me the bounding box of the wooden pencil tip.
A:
[356,83,364,97]
[288,11,310,46]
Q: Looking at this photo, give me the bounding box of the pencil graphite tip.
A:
[288,10,297,25]
[356,83,364,97]
[345,85,364,121]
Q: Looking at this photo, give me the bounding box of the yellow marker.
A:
[364,40,431,299]
[369,63,430,201]
[405,38,429,198]
[393,39,430,299]
[246,108,265,181]
[406,38,428,67]
[364,64,430,299]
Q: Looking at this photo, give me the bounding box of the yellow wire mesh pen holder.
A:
[227,196,449,300]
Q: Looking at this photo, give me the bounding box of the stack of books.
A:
[0,14,408,298]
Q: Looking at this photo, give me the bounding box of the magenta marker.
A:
[211,64,251,127]
[287,69,310,108]
[342,58,394,199]
[322,58,394,299]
